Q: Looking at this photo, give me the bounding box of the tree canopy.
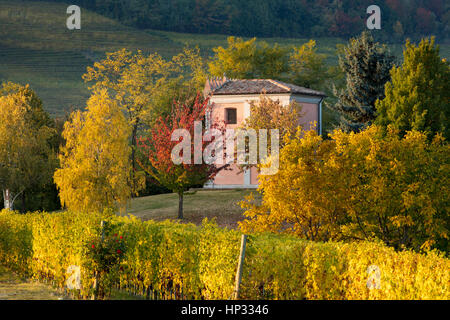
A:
[54,89,132,213]
[329,32,395,133]
[240,126,449,252]
[0,84,57,211]
[209,37,289,79]
[376,37,450,139]
[210,37,340,94]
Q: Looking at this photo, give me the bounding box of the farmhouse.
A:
[203,77,326,189]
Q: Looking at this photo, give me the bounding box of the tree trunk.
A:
[3,189,12,210]
[21,192,26,213]
[130,119,139,197]
[178,192,183,219]
[3,189,24,211]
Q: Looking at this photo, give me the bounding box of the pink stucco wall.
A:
[213,164,244,185]
[210,102,245,129]
[296,101,319,131]
[250,167,259,185]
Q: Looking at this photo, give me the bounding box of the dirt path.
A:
[0,265,66,300]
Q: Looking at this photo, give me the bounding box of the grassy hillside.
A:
[0,1,448,117]
[126,189,258,229]
[0,1,184,116]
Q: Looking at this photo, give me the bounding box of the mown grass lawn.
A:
[126,189,260,229]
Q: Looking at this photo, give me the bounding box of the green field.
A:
[0,1,449,117]
[126,189,258,229]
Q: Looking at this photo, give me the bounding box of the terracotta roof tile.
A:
[205,78,326,97]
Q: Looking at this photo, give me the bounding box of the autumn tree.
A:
[209,37,289,79]
[54,89,131,213]
[83,47,207,194]
[242,94,303,139]
[329,32,395,132]
[288,40,341,93]
[0,85,57,211]
[239,128,346,242]
[0,82,54,131]
[137,96,227,219]
[375,37,450,139]
[239,94,303,170]
[240,126,449,252]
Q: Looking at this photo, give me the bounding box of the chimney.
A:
[203,75,229,97]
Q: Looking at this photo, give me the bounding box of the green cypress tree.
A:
[375,37,450,140]
[330,32,395,132]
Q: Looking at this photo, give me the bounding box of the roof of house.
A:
[204,78,326,97]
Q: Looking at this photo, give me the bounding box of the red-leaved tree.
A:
[137,95,227,219]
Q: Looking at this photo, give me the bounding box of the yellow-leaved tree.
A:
[239,94,303,172]
[240,126,449,252]
[241,94,303,143]
[0,85,57,211]
[209,37,289,79]
[54,89,131,213]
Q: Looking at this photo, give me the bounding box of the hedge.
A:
[0,209,448,300]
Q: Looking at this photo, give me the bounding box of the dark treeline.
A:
[34,0,448,42]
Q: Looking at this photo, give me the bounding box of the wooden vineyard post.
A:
[234,234,248,300]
